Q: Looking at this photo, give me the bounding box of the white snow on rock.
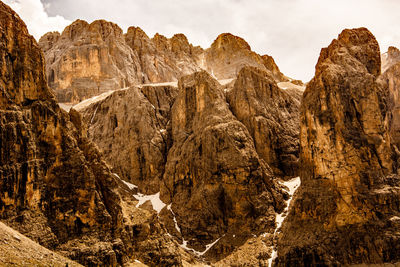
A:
[219,78,235,86]
[267,176,301,267]
[277,82,305,91]
[133,192,166,214]
[139,81,178,88]
[167,203,223,257]
[72,87,130,111]
[112,173,165,213]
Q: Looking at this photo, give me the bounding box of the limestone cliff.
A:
[161,71,285,261]
[227,66,300,178]
[380,46,400,150]
[381,46,400,73]
[79,84,178,194]
[79,70,290,263]
[39,19,143,103]
[275,28,400,266]
[40,22,290,105]
[205,33,288,81]
[0,2,198,266]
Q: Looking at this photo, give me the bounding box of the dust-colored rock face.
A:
[382,46,400,73]
[0,3,198,266]
[276,28,400,266]
[227,66,300,178]
[38,19,143,103]
[125,27,203,84]
[205,33,287,81]
[80,85,178,194]
[41,22,290,106]
[380,47,400,149]
[161,71,285,261]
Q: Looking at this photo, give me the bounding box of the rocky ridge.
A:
[78,64,302,263]
[0,2,198,266]
[39,20,290,104]
[275,28,400,266]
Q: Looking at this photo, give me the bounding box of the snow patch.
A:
[134,192,166,214]
[73,87,130,111]
[139,81,178,88]
[167,203,223,257]
[113,173,165,213]
[267,176,301,267]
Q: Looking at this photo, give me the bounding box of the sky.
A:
[3,0,400,82]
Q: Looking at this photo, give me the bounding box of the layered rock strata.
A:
[275,28,400,266]
[227,66,300,177]
[0,2,197,266]
[40,22,289,104]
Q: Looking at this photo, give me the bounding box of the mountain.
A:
[275,28,400,266]
[77,67,303,263]
[39,20,291,104]
[0,2,198,266]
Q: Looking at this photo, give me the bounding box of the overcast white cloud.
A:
[3,0,400,81]
[3,0,71,40]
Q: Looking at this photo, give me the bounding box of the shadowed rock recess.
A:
[275,28,400,266]
[0,2,199,266]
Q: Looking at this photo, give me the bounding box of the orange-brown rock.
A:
[124,27,202,84]
[227,66,300,177]
[382,46,400,73]
[205,33,287,81]
[160,71,285,261]
[380,46,400,150]
[0,2,198,266]
[79,84,178,194]
[276,28,400,266]
[38,19,143,103]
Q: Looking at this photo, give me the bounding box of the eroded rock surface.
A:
[40,22,289,105]
[80,84,178,194]
[160,71,285,261]
[0,3,198,266]
[276,28,400,266]
[205,33,287,81]
[227,66,300,177]
[39,19,143,103]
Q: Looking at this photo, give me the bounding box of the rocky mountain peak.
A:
[211,32,252,51]
[276,27,399,265]
[317,27,381,77]
[382,45,400,73]
[0,1,53,108]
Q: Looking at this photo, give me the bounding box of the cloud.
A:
[3,0,71,41]
[9,0,400,81]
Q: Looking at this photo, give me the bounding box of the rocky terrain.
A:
[39,20,291,104]
[3,0,400,266]
[0,222,82,266]
[275,28,400,266]
[78,67,302,262]
[0,2,198,266]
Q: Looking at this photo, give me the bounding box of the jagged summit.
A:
[210,32,252,50]
[39,20,290,104]
[276,27,400,266]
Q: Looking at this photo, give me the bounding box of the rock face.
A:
[205,33,287,81]
[380,46,400,149]
[276,28,400,266]
[0,3,197,266]
[125,27,203,83]
[40,22,289,104]
[161,71,285,260]
[227,66,300,177]
[381,46,400,73]
[79,84,178,194]
[80,70,288,262]
[39,19,143,103]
